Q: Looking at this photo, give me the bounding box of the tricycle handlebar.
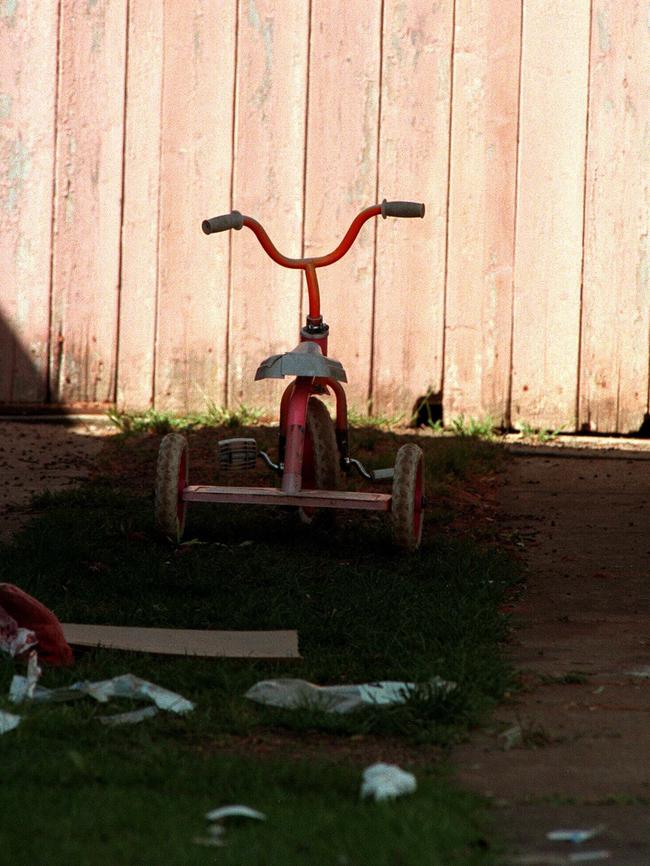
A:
[201,201,425,321]
[381,199,425,219]
[201,201,425,268]
[202,211,244,234]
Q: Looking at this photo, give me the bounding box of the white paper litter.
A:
[360,763,417,802]
[547,827,605,844]
[205,805,267,822]
[11,682,86,704]
[82,674,194,713]
[8,671,194,715]
[99,705,159,726]
[194,804,266,848]
[9,650,42,703]
[244,677,455,714]
[0,709,21,734]
[0,604,37,658]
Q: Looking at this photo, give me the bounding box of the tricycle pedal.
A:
[371,467,394,481]
[343,457,394,482]
[217,437,258,471]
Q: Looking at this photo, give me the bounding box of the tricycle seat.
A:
[254,341,347,382]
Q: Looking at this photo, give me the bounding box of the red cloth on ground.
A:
[0,584,73,666]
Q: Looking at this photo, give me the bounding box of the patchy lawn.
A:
[0,423,517,865]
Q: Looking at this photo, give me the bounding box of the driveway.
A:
[454,438,650,864]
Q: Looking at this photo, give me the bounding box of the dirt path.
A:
[453,441,650,865]
[0,420,112,542]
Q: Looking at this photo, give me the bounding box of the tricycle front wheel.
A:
[155,432,189,542]
[297,397,339,525]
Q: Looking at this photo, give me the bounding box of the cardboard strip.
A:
[62,624,300,660]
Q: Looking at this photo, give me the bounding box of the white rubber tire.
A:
[155,433,189,542]
[391,444,425,551]
[297,397,340,525]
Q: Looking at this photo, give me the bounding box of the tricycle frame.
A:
[156,200,427,550]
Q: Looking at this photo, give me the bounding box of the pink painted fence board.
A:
[444,0,521,426]
[303,0,382,409]
[0,0,58,401]
[154,0,236,413]
[1,1,650,434]
[510,0,591,430]
[116,0,163,411]
[227,0,309,409]
[372,0,453,416]
[579,0,650,434]
[50,0,127,403]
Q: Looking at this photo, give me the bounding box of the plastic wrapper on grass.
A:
[8,650,41,703]
[0,709,21,734]
[9,671,194,718]
[360,763,417,802]
[194,804,266,849]
[205,804,266,822]
[546,826,605,844]
[244,677,455,715]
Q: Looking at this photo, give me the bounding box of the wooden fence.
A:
[1,0,649,432]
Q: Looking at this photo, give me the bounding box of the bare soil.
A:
[453,439,650,865]
[0,420,114,542]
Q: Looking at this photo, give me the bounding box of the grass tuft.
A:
[515,421,566,443]
[447,415,497,440]
[107,403,267,435]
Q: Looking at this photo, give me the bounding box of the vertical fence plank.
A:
[50,0,127,404]
[579,1,650,434]
[444,0,521,426]
[227,0,309,409]
[155,0,237,413]
[372,0,453,418]
[0,0,58,402]
[116,0,163,411]
[510,0,590,430]
[303,0,381,409]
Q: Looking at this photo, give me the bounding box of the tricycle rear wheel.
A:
[155,433,189,542]
[391,444,425,551]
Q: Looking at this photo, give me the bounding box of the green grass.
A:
[108,404,407,436]
[0,740,498,865]
[0,429,516,864]
[515,421,566,443]
[447,415,497,440]
[107,402,267,434]
[346,407,406,428]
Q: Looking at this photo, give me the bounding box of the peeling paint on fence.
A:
[579,1,650,434]
[1,2,649,431]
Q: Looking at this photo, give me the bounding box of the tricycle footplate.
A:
[182,485,390,511]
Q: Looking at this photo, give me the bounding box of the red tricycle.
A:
[155,200,426,551]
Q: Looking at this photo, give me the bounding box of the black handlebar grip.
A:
[202,210,244,234]
[380,200,425,219]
